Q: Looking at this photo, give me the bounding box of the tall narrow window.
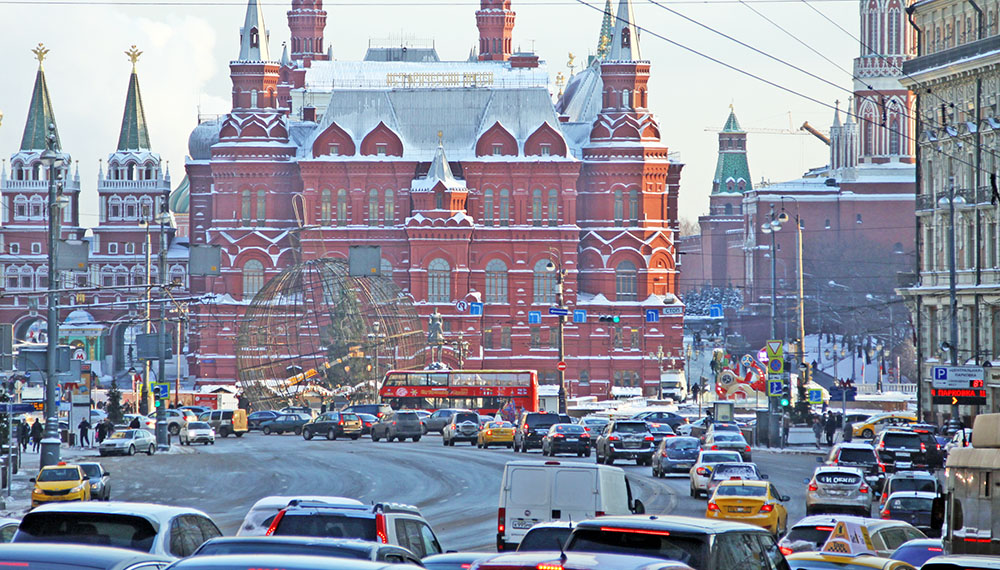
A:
[427,258,451,303]
[548,189,558,227]
[337,189,347,226]
[533,259,557,304]
[501,326,511,349]
[241,190,251,222]
[483,189,494,226]
[889,117,901,155]
[242,259,265,299]
[865,119,874,156]
[384,189,394,223]
[614,190,624,227]
[888,11,900,53]
[485,259,508,304]
[256,190,266,221]
[532,190,542,227]
[615,260,638,301]
[321,189,332,223]
[500,189,510,227]
[628,189,639,224]
[369,189,379,226]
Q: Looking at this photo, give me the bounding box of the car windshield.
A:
[16,512,158,552]
[197,540,370,559]
[785,526,834,546]
[272,513,376,541]
[713,424,740,432]
[669,439,700,450]
[702,452,741,463]
[713,465,758,479]
[37,468,80,482]
[888,497,933,511]
[816,472,861,485]
[490,422,513,428]
[455,413,479,424]
[78,464,102,479]
[109,431,135,440]
[555,425,585,434]
[566,528,706,568]
[188,422,210,430]
[713,434,744,442]
[716,485,766,497]
[584,419,608,427]
[615,423,649,434]
[883,433,921,449]
[838,448,876,463]
[890,479,937,493]
[395,412,418,420]
[518,527,573,551]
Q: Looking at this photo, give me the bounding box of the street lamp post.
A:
[943,177,963,426]
[545,259,567,414]
[137,216,152,415]
[155,192,170,451]
[760,207,783,446]
[40,123,64,468]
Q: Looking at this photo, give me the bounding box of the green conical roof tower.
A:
[596,0,614,60]
[712,106,752,194]
[20,44,61,152]
[117,46,152,151]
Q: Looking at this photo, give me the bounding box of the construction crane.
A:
[703,111,829,139]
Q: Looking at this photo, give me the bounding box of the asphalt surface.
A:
[94,431,822,551]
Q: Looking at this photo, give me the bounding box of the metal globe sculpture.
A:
[235,258,425,411]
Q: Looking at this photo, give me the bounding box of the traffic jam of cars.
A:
[2,401,993,570]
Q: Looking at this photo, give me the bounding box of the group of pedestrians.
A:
[812,411,845,448]
[14,415,119,452]
[16,420,43,452]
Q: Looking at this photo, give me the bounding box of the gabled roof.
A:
[20,54,61,152]
[117,66,152,151]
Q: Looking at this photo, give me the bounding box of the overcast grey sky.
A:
[0,0,860,227]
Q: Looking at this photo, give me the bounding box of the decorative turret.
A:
[230,0,280,110]
[287,0,328,65]
[476,0,515,61]
[712,107,751,194]
[595,0,614,60]
[410,141,468,218]
[20,44,61,153]
[596,0,650,119]
[117,46,152,152]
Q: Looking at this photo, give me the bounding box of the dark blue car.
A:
[652,436,700,477]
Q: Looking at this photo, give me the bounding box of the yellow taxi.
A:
[853,412,917,439]
[30,462,91,508]
[786,551,917,570]
[705,479,789,536]
[478,420,515,449]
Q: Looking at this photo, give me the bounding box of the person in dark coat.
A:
[78,418,91,447]
[30,420,43,452]
[18,421,29,452]
[95,420,107,444]
[825,413,837,445]
[129,416,141,429]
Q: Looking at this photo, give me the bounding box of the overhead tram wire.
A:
[0,0,861,4]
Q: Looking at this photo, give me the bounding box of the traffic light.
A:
[154,399,162,408]
[780,385,792,408]
[598,315,620,323]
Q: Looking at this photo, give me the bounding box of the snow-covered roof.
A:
[302,60,549,91]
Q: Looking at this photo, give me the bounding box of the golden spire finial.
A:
[125,45,143,71]
[31,43,49,69]
[437,131,443,145]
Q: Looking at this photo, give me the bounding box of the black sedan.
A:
[261,413,310,435]
[541,423,591,457]
[248,410,280,431]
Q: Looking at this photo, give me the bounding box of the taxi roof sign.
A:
[820,521,876,557]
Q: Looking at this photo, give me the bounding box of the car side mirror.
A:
[29,478,35,482]
[104,471,110,475]
[803,478,810,484]
[781,495,790,502]
[82,476,90,481]
[632,499,646,515]
[761,474,769,480]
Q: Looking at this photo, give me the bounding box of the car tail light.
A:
[881,510,890,519]
[936,443,942,450]
[707,502,720,512]
[265,510,286,536]
[609,435,620,441]
[584,426,590,431]
[928,547,944,552]
[645,436,654,442]
[651,423,662,428]
[879,440,885,449]
[860,485,869,494]
[598,526,670,536]
[376,513,388,543]
[808,483,818,492]
[780,547,794,556]
[697,467,711,476]
[744,445,751,453]
[537,564,563,570]
[339,420,344,425]
[920,442,926,452]
[392,421,397,425]
[554,434,564,438]
[596,511,606,517]
[711,445,719,450]
[878,462,887,473]
[581,433,590,438]
[498,508,505,534]
[759,504,774,513]
[487,430,493,436]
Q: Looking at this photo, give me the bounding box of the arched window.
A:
[499,189,510,226]
[548,190,558,227]
[532,190,543,227]
[114,267,128,287]
[30,195,44,219]
[14,195,28,220]
[133,266,145,286]
[616,260,638,301]
[36,266,47,289]
[483,189,494,226]
[867,11,878,54]
[628,189,639,224]
[427,258,451,303]
[139,196,153,220]
[20,267,33,290]
[169,265,186,287]
[124,196,138,219]
[5,267,18,290]
[241,190,252,222]
[889,117,901,155]
[256,190,266,220]
[242,260,265,299]
[533,259,557,304]
[614,190,624,227]
[321,189,332,223]
[337,189,347,226]
[724,203,734,215]
[485,259,508,304]
[888,11,901,53]
[369,189,379,226]
[384,189,394,223]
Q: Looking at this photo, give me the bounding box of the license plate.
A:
[624,442,640,449]
[511,519,535,530]
[676,463,692,469]
[728,507,750,513]
[566,437,577,441]
[897,452,911,458]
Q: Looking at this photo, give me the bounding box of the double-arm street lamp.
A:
[40,123,64,468]
[545,257,567,413]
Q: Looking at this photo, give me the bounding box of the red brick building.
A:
[186,0,685,398]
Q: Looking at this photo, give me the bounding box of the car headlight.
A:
[71,484,86,493]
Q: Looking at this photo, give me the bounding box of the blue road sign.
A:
[469,302,484,316]
[548,307,570,316]
[709,303,724,318]
[768,380,784,397]
[808,389,823,404]
[573,309,587,324]
[0,403,36,414]
[528,311,542,324]
[645,309,660,323]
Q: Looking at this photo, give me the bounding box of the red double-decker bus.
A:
[378,369,538,414]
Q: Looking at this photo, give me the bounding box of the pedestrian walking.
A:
[95,419,106,444]
[30,420,43,453]
[812,417,823,449]
[825,413,837,446]
[129,416,141,429]
[18,420,29,452]
[78,418,91,447]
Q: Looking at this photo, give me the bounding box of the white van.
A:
[497,460,644,551]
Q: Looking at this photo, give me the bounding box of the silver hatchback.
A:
[805,465,873,516]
